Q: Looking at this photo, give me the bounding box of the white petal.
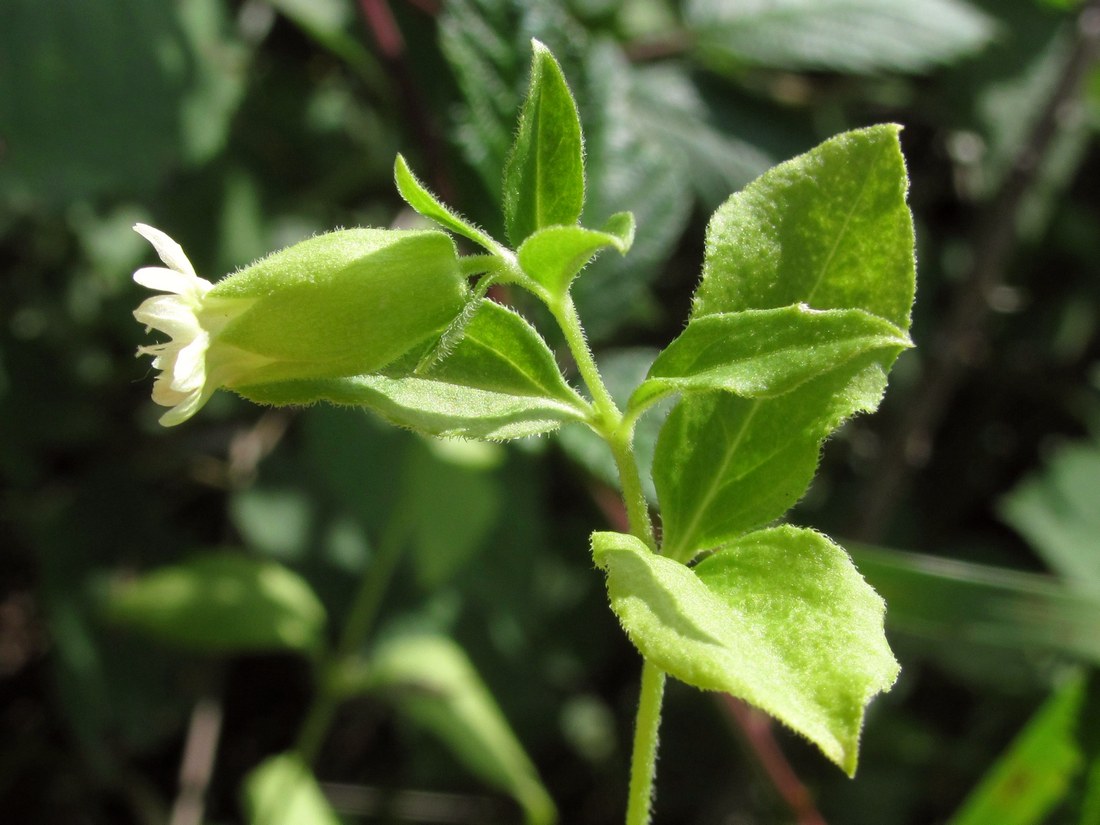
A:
[150,372,191,406]
[134,223,198,279]
[134,295,203,339]
[134,266,212,296]
[158,386,214,427]
[169,336,209,393]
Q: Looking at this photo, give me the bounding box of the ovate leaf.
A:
[107,553,326,654]
[394,154,500,253]
[687,0,995,75]
[239,300,587,439]
[948,676,1085,825]
[593,528,898,776]
[633,305,909,409]
[694,124,915,331]
[655,359,891,562]
[244,753,341,825]
[369,632,556,825]
[503,40,586,245]
[517,214,634,301]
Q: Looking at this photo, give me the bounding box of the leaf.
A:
[238,300,588,440]
[693,124,915,332]
[502,39,586,245]
[633,305,909,409]
[516,214,634,300]
[243,753,342,825]
[655,359,891,562]
[948,676,1085,825]
[1000,438,1100,598]
[849,544,1100,666]
[106,553,326,654]
[686,0,996,74]
[369,631,556,825]
[394,154,501,253]
[592,527,898,775]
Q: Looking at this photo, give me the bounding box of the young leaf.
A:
[693,124,915,331]
[369,631,557,825]
[632,305,909,409]
[592,527,898,776]
[394,153,501,253]
[243,753,342,825]
[106,553,326,654]
[655,359,892,562]
[516,213,634,301]
[237,300,589,440]
[502,40,585,245]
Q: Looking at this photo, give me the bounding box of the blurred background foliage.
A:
[2,0,1100,823]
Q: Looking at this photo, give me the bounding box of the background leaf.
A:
[243,753,342,825]
[687,0,996,74]
[106,553,327,654]
[369,631,557,825]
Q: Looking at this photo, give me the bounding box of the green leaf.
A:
[516,214,634,300]
[243,753,342,825]
[394,153,501,253]
[687,0,996,75]
[106,553,326,654]
[592,527,898,775]
[655,360,892,562]
[693,124,915,332]
[633,305,909,409]
[1000,438,1100,598]
[369,631,556,825]
[948,676,1085,825]
[502,40,585,245]
[238,300,588,440]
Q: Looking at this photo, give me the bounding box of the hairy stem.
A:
[626,660,666,825]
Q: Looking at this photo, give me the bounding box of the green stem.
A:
[296,512,411,764]
[546,285,665,825]
[626,660,666,825]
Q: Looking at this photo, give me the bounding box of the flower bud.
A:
[133,224,466,426]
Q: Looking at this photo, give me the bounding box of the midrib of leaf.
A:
[666,401,761,559]
[804,150,874,306]
[461,322,580,404]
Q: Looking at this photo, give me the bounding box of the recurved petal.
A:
[134,223,199,279]
[169,336,209,394]
[158,385,215,427]
[134,265,212,297]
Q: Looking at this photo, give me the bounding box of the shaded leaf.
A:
[243,753,342,825]
[503,40,586,245]
[107,553,326,654]
[369,632,556,825]
[593,527,898,775]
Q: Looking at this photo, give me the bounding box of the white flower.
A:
[132,224,222,426]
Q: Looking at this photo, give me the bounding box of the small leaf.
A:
[655,360,891,562]
[369,631,557,825]
[503,40,585,245]
[243,753,341,825]
[394,154,501,253]
[687,0,996,75]
[693,124,915,332]
[592,527,898,775]
[948,676,1085,825]
[238,300,588,440]
[107,553,326,654]
[633,305,909,409]
[516,214,634,300]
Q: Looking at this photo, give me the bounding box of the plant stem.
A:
[296,511,411,764]
[626,660,666,825]
[548,288,665,825]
